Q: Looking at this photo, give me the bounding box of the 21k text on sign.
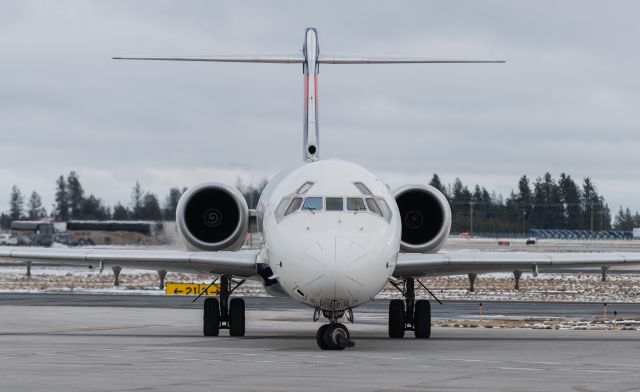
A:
[165,283,220,296]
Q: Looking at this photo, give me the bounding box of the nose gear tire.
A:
[317,323,351,350]
[316,324,330,350]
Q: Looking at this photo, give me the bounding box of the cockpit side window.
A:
[285,197,303,216]
[302,197,323,211]
[353,182,372,195]
[296,181,314,194]
[376,198,393,223]
[326,197,344,211]
[346,197,366,211]
[365,198,382,216]
[274,197,291,222]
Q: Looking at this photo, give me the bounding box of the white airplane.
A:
[3,28,640,350]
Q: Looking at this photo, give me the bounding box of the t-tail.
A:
[113,27,504,163]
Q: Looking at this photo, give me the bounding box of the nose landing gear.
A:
[316,323,354,350]
[315,310,355,350]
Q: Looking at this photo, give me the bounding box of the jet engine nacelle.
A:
[176,182,248,251]
[394,184,451,253]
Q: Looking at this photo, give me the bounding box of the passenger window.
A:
[366,198,382,216]
[326,197,344,211]
[346,198,366,211]
[285,197,303,216]
[302,197,323,211]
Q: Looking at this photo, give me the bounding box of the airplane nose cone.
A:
[307,236,368,273]
[302,236,371,303]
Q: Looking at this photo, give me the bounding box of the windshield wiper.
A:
[302,206,317,214]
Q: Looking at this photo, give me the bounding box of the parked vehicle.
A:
[53,233,79,246]
[10,221,54,247]
[0,233,18,246]
[65,220,167,246]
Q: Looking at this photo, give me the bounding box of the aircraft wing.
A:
[394,252,640,278]
[0,247,258,277]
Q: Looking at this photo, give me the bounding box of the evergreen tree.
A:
[140,193,162,220]
[0,212,10,229]
[633,212,640,228]
[245,185,260,209]
[531,173,562,229]
[597,198,612,231]
[613,207,635,231]
[504,176,532,232]
[558,173,581,229]
[54,174,69,221]
[581,177,598,230]
[428,174,447,197]
[131,181,144,219]
[163,188,183,221]
[9,185,24,221]
[112,203,130,220]
[240,180,268,209]
[27,191,47,220]
[450,178,472,232]
[67,171,85,219]
[79,194,110,220]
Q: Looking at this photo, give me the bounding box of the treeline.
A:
[0,172,267,229]
[428,173,639,233]
[2,171,638,233]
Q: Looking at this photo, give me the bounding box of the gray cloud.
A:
[1,0,639,214]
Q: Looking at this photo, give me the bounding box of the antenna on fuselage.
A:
[113,28,504,163]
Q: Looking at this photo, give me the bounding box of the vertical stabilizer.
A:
[302,28,320,162]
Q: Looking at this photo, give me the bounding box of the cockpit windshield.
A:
[274,182,393,223]
[302,197,323,210]
[326,197,344,211]
[346,197,366,211]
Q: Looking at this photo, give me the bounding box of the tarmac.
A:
[1,300,640,391]
[3,237,640,390]
[2,293,640,320]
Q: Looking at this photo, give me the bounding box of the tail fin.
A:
[114,28,504,163]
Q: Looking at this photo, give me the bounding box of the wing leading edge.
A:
[394,252,640,278]
[0,247,258,277]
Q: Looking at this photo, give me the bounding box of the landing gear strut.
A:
[388,277,431,339]
[203,275,246,337]
[315,309,355,350]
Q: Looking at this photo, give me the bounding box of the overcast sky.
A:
[1,1,639,216]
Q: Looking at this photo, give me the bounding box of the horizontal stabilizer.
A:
[113,55,305,64]
[318,56,505,64]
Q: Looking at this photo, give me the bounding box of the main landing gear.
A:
[315,309,356,350]
[203,275,246,337]
[388,277,432,339]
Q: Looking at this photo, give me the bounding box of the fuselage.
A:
[257,159,402,311]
